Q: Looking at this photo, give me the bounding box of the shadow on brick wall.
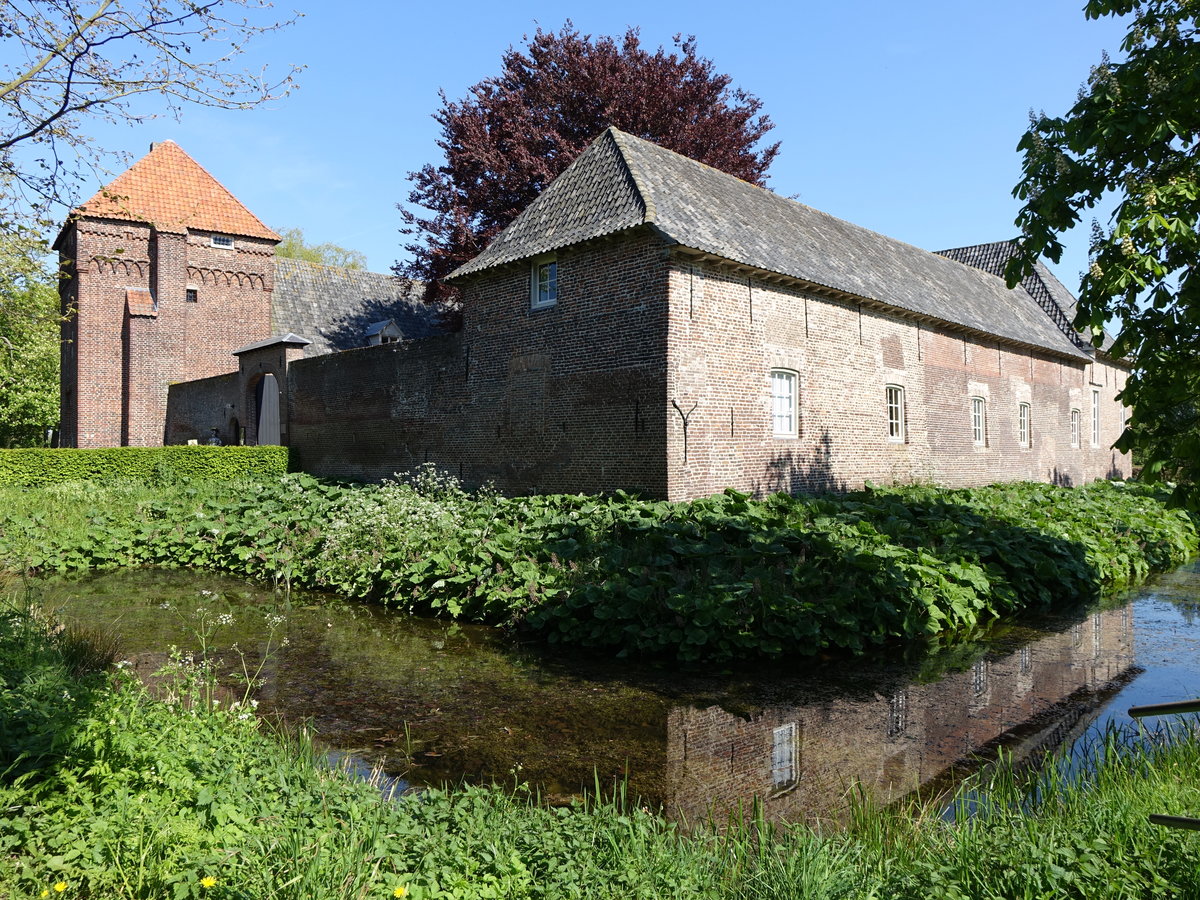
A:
[1106,453,1127,480]
[1049,467,1076,487]
[753,429,847,496]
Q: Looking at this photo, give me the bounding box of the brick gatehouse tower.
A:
[55,140,280,447]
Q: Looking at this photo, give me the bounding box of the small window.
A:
[1091,388,1101,446]
[886,385,905,442]
[1018,402,1031,448]
[771,723,797,790]
[771,369,797,438]
[531,258,557,309]
[971,396,986,446]
[185,288,198,303]
[1070,409,1081,448]
[210,234,234,249]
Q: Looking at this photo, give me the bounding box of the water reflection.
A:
[29,566,1195,827]
[666,605,1135,825]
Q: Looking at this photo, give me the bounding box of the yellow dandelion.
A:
[393,887,408,898]
[54,884,67,894]
[40,891,49,899]
[200,876,217,889]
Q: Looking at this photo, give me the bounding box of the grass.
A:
[1,593,1199,899]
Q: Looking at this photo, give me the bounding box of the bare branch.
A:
[0,0,303,225]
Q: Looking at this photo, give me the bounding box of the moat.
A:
[33,562,1200,825]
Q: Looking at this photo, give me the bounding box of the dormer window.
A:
[531,256,557,310]
[365,319,403,346]
[210,234,234,249]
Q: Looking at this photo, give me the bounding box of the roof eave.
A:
[445,223,661,284]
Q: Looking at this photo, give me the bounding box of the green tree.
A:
[274,227,368,270]
[0,233,59,447]
[1009,0,1200,504]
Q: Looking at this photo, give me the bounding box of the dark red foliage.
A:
[396,24,780,315]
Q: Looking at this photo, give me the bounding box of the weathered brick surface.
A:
[664,256,1132,500]
[288,233,671,494]
[666,605,1133,826]
[165,372,240,444]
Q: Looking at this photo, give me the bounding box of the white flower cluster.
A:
[319,469,472,576]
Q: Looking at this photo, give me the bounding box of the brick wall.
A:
[158,227,1132,500]
[61,218,274,447]
[165,372,240,444]
[288,233,671,494]
[664,256,1132,500]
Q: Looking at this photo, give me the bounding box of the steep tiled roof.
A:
[936,240,1116,353]
[272,258,445,356]
[450,129,647,275]
[449,128,1088,360]
[71,140,279,240]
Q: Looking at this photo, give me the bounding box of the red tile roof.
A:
[73,140,280,241]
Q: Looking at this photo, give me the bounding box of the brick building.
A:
[60,130,1132,498]
[56,140,435,448]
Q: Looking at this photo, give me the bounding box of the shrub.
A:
[0,446,290,485]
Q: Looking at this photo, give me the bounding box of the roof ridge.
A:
[158,142,279,241]
[612,129,1002,272]
[605,126,655,224]
[67,141,280,241]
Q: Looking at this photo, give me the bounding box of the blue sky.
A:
[67,0,1130,291]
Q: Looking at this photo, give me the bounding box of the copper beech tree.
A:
[397,24,781,311]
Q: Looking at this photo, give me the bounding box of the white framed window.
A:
[885,384,905,443]
[530,257,557,310]
[1018,402,1031,448]
[1091,389,1101,446]
[971,396,986,446]
[771,369,798,438]
[972,659,989,696]
[1070,409,1081,448]
[887,690,908,739]
[210,234,234,249]
[771,722,797,790]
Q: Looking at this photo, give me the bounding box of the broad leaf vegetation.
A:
[2,471,1193,663]
[0,234,58,447]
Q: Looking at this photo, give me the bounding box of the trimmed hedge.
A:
[0,446,291,485]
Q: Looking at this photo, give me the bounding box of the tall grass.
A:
[1,593,1198,899]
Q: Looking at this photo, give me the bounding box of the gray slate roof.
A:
[233,333,311,356]
[449,127,1088,360]
[272,257,444,356]
[935,240,1117,354]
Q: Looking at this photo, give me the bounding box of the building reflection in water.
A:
[665,606,1135,826]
